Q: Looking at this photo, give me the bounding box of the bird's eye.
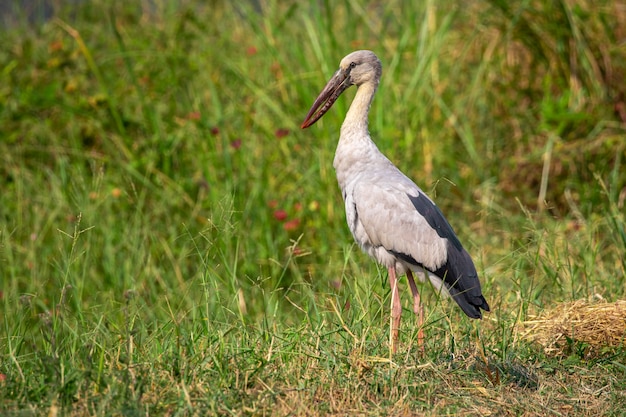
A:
[349,62,357,69]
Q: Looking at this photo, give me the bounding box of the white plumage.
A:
[301,50,489,352]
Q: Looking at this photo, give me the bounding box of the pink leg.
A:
[388,267,402,353]
[406,270,425,349]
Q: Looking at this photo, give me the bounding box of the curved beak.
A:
[301,69,351,129]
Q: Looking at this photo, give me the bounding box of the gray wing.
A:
[351,174,448,271]
[351,172,490,318]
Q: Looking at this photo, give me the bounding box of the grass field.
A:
[1,0,625,415]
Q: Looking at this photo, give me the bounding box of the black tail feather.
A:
[388,242,490,319]
[428,242,490,319]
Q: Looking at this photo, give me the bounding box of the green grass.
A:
[1,0,625,415]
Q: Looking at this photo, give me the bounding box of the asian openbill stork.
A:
[301,50,490,352]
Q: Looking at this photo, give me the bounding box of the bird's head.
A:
[301,50,382,129]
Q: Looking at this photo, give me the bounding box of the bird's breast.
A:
[343,190,396,268]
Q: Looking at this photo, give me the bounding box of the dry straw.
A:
[521,299,626,358]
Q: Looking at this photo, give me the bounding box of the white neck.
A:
[334,80,385,188]
[340,81,378,140]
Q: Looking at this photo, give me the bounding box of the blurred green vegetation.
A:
[0,0,624,415]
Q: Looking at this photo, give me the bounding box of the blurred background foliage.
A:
[1,0,625,314]
[0,0,624,315]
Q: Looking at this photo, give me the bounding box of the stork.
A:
[301,50,490,353]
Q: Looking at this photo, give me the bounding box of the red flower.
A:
[230,139,242,150]
[283,218,300,231]
[273,209,288,221]
[275,128,289,138]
